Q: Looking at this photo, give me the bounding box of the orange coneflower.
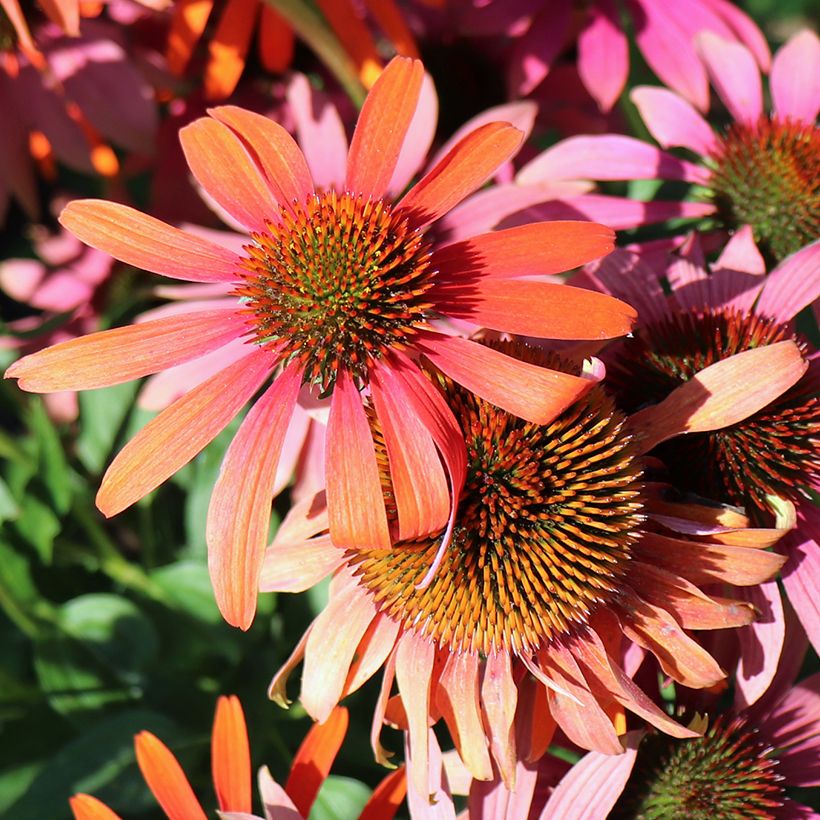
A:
[263,341,802,796]
[6,56,635,630]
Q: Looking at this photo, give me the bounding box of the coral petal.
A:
[212,695,252,812]
[480,652,518,787]
[359,767,407,820]
[69,795,122,820]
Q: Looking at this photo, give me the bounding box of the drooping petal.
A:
[433,278,636,340]
[207,361,302,630]
[212,695,252,813]
[202,0,258,100]
[628,341,809,453]
[417,333,601,425]
[770,30,820,124]
[59,200,242,283]
[285,706,348,818]
[398,123,524,227]
[257,766,299,818]
[343,614,401,697]
[345,56,424,200]
[134,732,207,820]
[430,221,615,282]
[405,729,456,820]
[326,368,391,549]
[208,106,314,210]
[5,309,246,392]
[371,649,398,767]
[179,117,279,233]
[97,347,274,517]
[166,0,213,74]
[69,795,122,820]
[755,240,820,324]
[468,760,539,819]
[260,534,341,593]
[359,767,407,820]
[630,86,717,154]
[480,651,518,787]
[577,0,629,112]
[268,626,310,708]
[697,32,763,125]
[517,135,708,185]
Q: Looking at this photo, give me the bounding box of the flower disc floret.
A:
[237,191,435,395]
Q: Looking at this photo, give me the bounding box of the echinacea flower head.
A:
[517,30,820,263]
[4,56,634,631]
[265,341,798,796]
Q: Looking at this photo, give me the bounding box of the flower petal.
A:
[212,695,252,813]
[770,30,820,123]
[59,200,242,283]
[779,505,820,653]
[399,123,524,227]
[345,56,424,201]
[207,361,302,630]
[343,614,401,697]
[134,732,207,820]
[179,117,279,233]
[97,347,273,517]
[755,239,820,325]
[628,341,809,453]
[5,309,246,392]
[359,767,408,820]
[285,706,348,818]
[69,795,122,820]
[698,32,763,125]
[326,368,391,549]
[417,333,600,424]
[257,766,299,817]
[208,106,314,209]
[630,86,717,155]
[260,534,341,593]
[577,0,629,112]
[202,0,257,100]
[480,651,518,787]
[430,221,615,281]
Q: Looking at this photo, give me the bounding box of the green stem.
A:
[263,0,367,107]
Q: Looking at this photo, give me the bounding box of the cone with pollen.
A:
[262,342,792,797]
[5,57,636,632]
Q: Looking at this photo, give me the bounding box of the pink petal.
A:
[286,73,348,192]
[405,729,455,819]
[468,759,538,818]
[301,583,378,723]
[0,258,46,303]
[713,224,766,276]
[208,106,314,210]
[370,366,449,541]
[343,614,400,697]
[326,368,391,549]
[259,534,341,593]
[710,0,771,70]
[480,651,518,787]
[96,347,274,517]
[388,72,438,196]
[59,201,242,283]
[697,32,763,125]
[257,766,299,817]
[770,30,820,124]
[628,341,809,452]
[417,333,601,425]
[755,239,820,324]
[734,580,785,708]
[543,732,640,818]
[630,86,717,155]
[779,506,820,653]
[179,117,279,233]
[6,309,247,392]
[206,362,302,630]
[577,0,629,112]
[517,135,708,185]
[345,56,424,201]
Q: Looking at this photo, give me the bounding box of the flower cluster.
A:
[0,1,816,817]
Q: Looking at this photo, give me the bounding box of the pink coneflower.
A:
[263,340,802,797]
[580,235,819,673]
[516,30,819,263]
[69,697,407,820]
[5,56,634,630]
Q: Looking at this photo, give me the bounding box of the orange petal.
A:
[370,365,450,540]
[398,122,523,226]
[208,106,314,209]
[166,0,214,75]
[212,695,252,812]
[179,117,278,233]
[417,333,598,424]
[326,368,391,549]
[134,732,207,820]
[285,706,349,817]
[430,221,616,280]
[97,347,273,517]
[345,56,424,201]
[5,310,245,392]
[363,0,420,57]
[207,362,301,629]
[317,0,384,88]
[371,650,398,767]
[359,766,408,820]
[434,278,636,340]
[39,0,79,34]
[0,0,36,53]
[480,651,518,788]
[59,200,242,283]
[69,794,122,820]
[629,340,808,453]
[258,5,294,72]
[203,0,259,100]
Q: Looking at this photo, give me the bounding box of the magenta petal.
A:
[713,224,766,276]
[698,32,763,125]
[630,86,717,154]
[467,759,538,818]
[755,240,820,324]
[577,0,629,112]
[770,30,820,124]
[710,0,771,70]
[779,505,820,654]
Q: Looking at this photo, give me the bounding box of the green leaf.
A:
[76,381,140,473]
[13,495,60,563]
[0,477,20,523]
[151,561,222,625]
[310,775,372,820]
[28,398,71,514]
